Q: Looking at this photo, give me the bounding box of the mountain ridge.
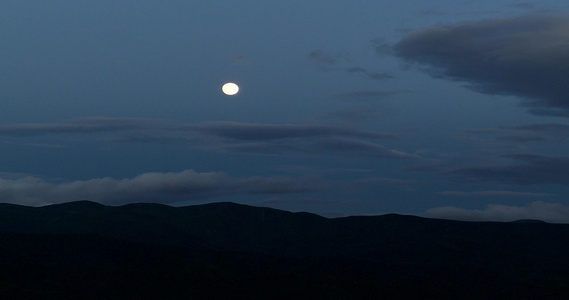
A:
[1,200,569,298]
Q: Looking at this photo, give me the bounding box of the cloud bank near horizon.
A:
[0,170,321,206]
[425,201,569,223]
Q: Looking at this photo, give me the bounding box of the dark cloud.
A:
[0,117,164,136]
[313,108,383,123]
[351,177,413,187]
[496,135,544,143]
[193,121,389,140]
[0,118,411,159]
[440,190,551,198]
[511,2,537,10]
[0,117,180,136]
[220,137,416,159]
[332,90,396,99]
[0,170,320,206]
[466,122,569,143]
[0,118,391,141]
[394,14,569,114]
[449,154,569,185]
[308,49,336,71]
[514,123,569,133]
[229,54,251,65]
[371,38,392,55]
[345,67,393,81]
[425,201,569,223]
[309,49,393,80]
[313,138,417,159]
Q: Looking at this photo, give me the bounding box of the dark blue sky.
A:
[2,1,569,222]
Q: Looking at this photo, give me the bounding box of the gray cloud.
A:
[193,121,389,140]
[309,49,393,80]
[350,177,413,187]
[0,117,175,136]
[220,137,416,159]
[313,108,383,123]
[466,122,569,144]
[394,14,569,114]
[0,170,320,206]
[511,2,537,10]
[312,138,417,159]
[425,201,569,223]
[440,190,551,198]
[308,49,336,71]
[496,135,544,143]
[449,154,569,185]
[332,90,396,99]
[514,123,569,134]
[0,118,412,159]
[344,67,393,81]
[0,118,391,141]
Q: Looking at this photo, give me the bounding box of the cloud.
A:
[0,118,391,141]
[350,177,413,187]
[312,108,383,123]
[344,67,393,80]
[219,137,416,159]
[425,201,569,223]
[449,154,569,185]
[308,49,337,71]
[394,14,569,114]
[1,118,414,159]
[466,122,569,144]
[511,2,537,10]
[439,190,551,198]
[0,117,175,137]
[308,49,393,80]
[496,135,544,143]
[312,138,416,159]
[229,54,251,65]
[331,90,396,99]
[0,170,321,206]
[513,123,569,134]
[193,121,389,140]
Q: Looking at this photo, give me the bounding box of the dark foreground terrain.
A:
[1,201,569,299]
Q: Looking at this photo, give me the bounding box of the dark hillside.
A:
[1,201,568,299]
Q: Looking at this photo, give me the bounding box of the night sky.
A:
[2,1,569,222]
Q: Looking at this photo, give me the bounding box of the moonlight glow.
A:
[222,83,239,95]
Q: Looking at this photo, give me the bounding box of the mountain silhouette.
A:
[1,201,568,299]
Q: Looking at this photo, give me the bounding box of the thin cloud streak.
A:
[449,154,569,185]
[440,190,552,198]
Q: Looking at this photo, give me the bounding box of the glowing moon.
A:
[222,82,239,95]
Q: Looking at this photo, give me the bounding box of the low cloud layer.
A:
[425,201,569,223]
[0,170,320,206]
[394,14,569,115]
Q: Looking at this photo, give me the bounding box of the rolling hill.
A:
[1,201,568,299]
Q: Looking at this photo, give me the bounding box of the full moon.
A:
[222,82,239,96]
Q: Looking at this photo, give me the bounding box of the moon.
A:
[222,82,239,96]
